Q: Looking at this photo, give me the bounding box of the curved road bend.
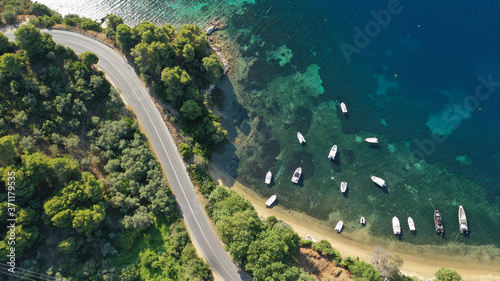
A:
[5,29,245,281]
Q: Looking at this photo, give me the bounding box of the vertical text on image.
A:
[6,171,16,274]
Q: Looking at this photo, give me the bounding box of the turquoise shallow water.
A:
[38,0,500,256]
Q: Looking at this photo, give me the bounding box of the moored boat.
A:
[265,195,277,207]
[392,216,401,235]
[291,167,302,183]
[265,171,272,185]
[360,216,366,225]
[434,210,444,235]
[364,137,379,144]
[328,145,338,160]
[371,176,386,187]
[459,205,468,234]
[408,217,416,232]
[340,102,348,114]
[297,132,306,144]
[340,181,347,193]
[335,220,344,233]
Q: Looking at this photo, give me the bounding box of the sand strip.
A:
[209,165,500,281]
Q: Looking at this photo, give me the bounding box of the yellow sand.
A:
[209,165,500,281]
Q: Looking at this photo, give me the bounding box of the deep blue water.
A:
[37,0,500,253]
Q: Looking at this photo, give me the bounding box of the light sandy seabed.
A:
[209,165,500,281]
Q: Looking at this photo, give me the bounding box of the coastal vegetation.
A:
[190,170,431,281]
[3,3,471,280]
[0,22,211,280]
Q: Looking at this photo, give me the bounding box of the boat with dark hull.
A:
[434,210,444,235]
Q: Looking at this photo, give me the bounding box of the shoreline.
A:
[209,165,500,281]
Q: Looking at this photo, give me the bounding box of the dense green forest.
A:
[27,10,227,163]
[0,24,211,280]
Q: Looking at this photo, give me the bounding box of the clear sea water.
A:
[39,0,500,261]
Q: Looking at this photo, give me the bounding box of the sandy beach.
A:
[209,165,500,281]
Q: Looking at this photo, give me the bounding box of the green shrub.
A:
[1,10,16,24]
[57,237,80,254]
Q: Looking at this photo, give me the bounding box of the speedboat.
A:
[265,195,277,207]
[340,102,348,114]
[291,167,302,183]
[392,216,401,236]
[328,145,338,160]
[459,205,468,234]
[360,216,366,225]
[297,132,306,144]
[408,217,416,232]
[371,176,386,187]
[265,171,272,185]
[335,220,344,233]
[434,210,444,235]
[364,137,379,144]
[340,181,347,193]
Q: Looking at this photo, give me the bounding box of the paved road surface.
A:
[4,29,246,281]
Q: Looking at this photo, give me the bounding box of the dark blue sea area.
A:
[37,0,500,255]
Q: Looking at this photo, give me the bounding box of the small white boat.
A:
[291,167,302,183]
[297,132,306,144]
[340,181,347,193]
[305,235,317,243]
[335,220,344,233]
[360,216,366,225]
[340,102,348,114]
[392,216,401,235]
[265,195,277,207]
[408,217,416,232]
[371,176,386,187]
[364,137,379,144]
[265,171,272,185]
[328,145,338,160]
[459,205,468,234]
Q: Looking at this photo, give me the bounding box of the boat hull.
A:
[408,217,416,232]
[459,205,468,234]
[392,216,401,235]
[265,195,277,207]
[328,145,338,160]
[434,210,444,235]
[340,182,347,193]
[371,176,386,187]
[335,221,344,233]
[265,171,272,185]
[291,167,302,183]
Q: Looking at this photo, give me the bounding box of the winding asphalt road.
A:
[4,29,245,281]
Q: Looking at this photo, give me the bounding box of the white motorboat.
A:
[364,137,379,144]
[408,217,416,232]
[340,102,348,114]
[340,181,347,193]
[392,216,401,235]
[297,132,306,144]
[360,216,366,225]
[265,195,277,207]
[265,171,272,185]
[335,220,344,233]
[328,145,338,160]
[371,176,386,187]
[291,167,302,183]
[305,235,317,243]
[459,205,468,234]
